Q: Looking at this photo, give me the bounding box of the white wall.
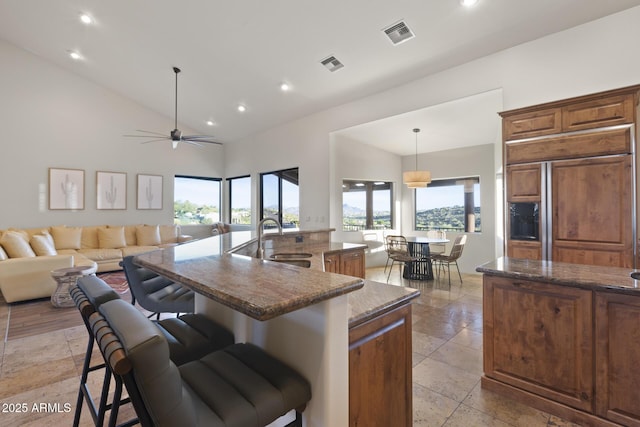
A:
[0,39,224,229]
[225,6,640,271]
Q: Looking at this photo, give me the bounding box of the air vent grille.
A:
[320,56,344,72]
[383,20,414,45]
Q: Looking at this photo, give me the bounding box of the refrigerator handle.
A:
[542,162,552,261]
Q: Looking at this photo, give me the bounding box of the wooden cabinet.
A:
[501,86,639,142]
[551,155,633,268]
[324,248,365,278]
[483,275,594,412]
[507,164,542,201]
[594,291,640,426]
[349,304,412,427]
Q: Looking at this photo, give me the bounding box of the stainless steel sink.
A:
[269,259,311,268]
[270,252,313,259]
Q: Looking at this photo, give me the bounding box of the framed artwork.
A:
[49,168,85,210]
[137,174,163,209]
[96,171,127,210]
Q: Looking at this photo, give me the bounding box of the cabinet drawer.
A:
[563,94,635,132]
[506,126,632,164]
[503,108,561,141]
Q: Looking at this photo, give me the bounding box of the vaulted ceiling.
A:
[1,0,639,147]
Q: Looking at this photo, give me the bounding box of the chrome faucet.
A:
[256,217,283,259]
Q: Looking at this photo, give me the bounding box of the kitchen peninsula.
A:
[134,229,420,427]
[477,257,640,427]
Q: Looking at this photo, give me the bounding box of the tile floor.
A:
[0,268,580,426]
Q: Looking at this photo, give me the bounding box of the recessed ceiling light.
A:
[79,13,93,24]
[69,51,82,60]
[460,0,479,7]
[237,105,246,113]
[280,83,290,92]
[206,120,215,126]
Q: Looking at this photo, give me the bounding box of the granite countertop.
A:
[477,256,640,294]
[134,234,365,321]
[134,230,420,324]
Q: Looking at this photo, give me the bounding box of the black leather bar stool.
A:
[72,275,234,426]
[97,298,312,427]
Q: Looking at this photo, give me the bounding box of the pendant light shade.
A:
[403,128,431,188]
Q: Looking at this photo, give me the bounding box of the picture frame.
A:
[49,167,85,210]
[137,174,163,209]
[96,171,127,210]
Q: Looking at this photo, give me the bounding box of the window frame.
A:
[342,179,394,231]
[414,176,481,233]
[173,174,222,225]
[227,174,252,226]
[259,167,299,228]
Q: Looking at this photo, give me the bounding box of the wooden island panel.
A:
[484,275,593,412]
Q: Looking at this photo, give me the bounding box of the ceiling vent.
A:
[320,56,344,72]
[383,20,414,45]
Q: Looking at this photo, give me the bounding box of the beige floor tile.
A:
[413,383,460,427]
[413,358,480,402]
[412,330,447,357]
[443,403,512,427]
[463,382,551,427]
[412,316,465,341]
[0,357,78,399]
[429,341,483,377]
[449,328,483,350]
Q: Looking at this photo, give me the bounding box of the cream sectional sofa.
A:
[0,224,191,303]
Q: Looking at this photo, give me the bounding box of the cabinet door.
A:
[483,276,593,412]
[594,292,640,426]
[562,94,635,132]
[551,155,633,268]
[502,108,561,141]
[323,253,340,273]
[341,250,365,278]
[506,240,542,260]
[507,164,542,202]
[349,304,412,427]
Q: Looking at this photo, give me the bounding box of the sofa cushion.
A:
[122,225,141,246]
[51,226,82,250]
[81,226,100,249]
[1,231,36,258]
[159,225,179,244]
[136,225,161,246]
[77,248,122,262]
[98,227,126,249]
[0,246,7,260]
[30,233,58,256]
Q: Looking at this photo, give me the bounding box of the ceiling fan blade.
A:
[123,134,169,138]
[140,138,171,144]
[183,138,223,145]
[134,129,169,136]
[182,140,205,148]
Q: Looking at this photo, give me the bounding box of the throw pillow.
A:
[30,234,58,256]
[98,227,127,249]
[159,224,178,244]
[136,225,161,246]
[50,226,82,250]
[0,231,36,258]
[0,245,7,261]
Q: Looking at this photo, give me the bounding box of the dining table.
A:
[403,236,450,280]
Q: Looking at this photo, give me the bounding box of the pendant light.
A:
[403,128,431,188]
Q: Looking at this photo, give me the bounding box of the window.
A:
[415,177,481,232]
[260,168,299,228]
[342,180,393,231]
[228,175,252,225]
[174,175,221,225]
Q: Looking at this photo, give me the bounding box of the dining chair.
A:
[384,235,417,282]
[426,230,446,255]
[430,234,467,286]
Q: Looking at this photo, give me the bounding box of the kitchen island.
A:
[134,230,420,427]
[477,257,640,427]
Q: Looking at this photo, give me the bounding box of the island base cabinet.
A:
[595,292,640,427]
[349,304,412,427]
[483,276,594,412]
[324,249,365,278]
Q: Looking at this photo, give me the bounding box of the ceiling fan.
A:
[125,67,222,149]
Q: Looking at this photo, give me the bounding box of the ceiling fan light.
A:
[79,13,93,24]
[237,104,246,113]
